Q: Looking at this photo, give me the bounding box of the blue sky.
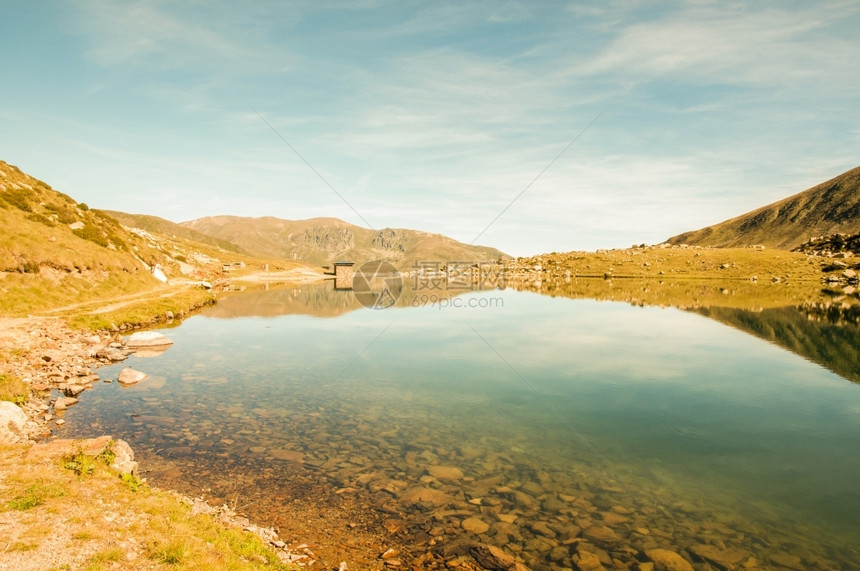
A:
[2,1,859,256]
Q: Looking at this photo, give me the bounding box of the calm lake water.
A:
[65,283,860,570]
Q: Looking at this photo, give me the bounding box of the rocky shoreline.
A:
[0,316,314,568]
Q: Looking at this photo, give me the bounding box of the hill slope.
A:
[668,166,860,250]
[105,211,247,255]
[0,160,176,315]
[0,160,309,318]
[182,215,509,268]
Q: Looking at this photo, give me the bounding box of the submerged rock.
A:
[400,486,452,507]
[645,548,694,571]
[53,396,79,410]
[126,331,174,348]
[470,543,532,571]
[689,543,751,569]
[427,465,464,481]
[270,449,305,463]
[461,517,490,534]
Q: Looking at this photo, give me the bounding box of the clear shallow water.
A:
[65,285,860,570]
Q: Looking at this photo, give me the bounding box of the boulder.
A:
[109,438,139,475]
[96,347,127,362]
[0,401,29,444]
[26,436,137,475]
[126,331,174,349]
[118,368,148,385]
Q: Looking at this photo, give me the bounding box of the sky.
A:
[1,0,859,256]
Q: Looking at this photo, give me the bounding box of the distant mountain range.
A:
[181,215,508,268]
[668,166,860,250]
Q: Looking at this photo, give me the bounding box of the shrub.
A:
[44,203,76,224]
[1,188,34,211]
[78,202,89,211]
[27,213,56,227]
[0,373,29,404]
[72,225,109,247]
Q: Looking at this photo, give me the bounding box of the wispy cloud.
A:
[3,0,857,256]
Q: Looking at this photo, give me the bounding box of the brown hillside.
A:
[668,166,860,250]
[182,215,508,268]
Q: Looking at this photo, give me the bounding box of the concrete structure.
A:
[334,261,355,290]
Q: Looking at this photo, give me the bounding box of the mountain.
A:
[668,166,860,250]
[181,215,509,268]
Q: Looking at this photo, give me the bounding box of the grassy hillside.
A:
[105,211,247,255]
[182,215,509,269]
[668,166,860,250]
[0,160,171,315]
[0,160,311,322]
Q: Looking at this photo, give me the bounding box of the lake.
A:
[64,282,860,570]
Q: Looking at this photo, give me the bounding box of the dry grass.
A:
[518,246,826,281]
[0,443,295,570]
[0,373,29,404]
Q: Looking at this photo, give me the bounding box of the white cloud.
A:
[578,2,860,89]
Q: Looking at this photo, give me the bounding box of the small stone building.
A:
[334,261,355,290]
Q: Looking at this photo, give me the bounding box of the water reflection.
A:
[62,281,860,570]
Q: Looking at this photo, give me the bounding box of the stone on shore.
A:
[118,368,148,385]
[96,347,127,362]
[26,435,138,475]
[0,401,30,444]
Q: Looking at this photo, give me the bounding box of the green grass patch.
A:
[82,547,124,571]
[147,540,189,565]
[0,373,29,404]
[4,483,66,510]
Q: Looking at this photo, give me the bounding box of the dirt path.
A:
[36,285,183,316]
